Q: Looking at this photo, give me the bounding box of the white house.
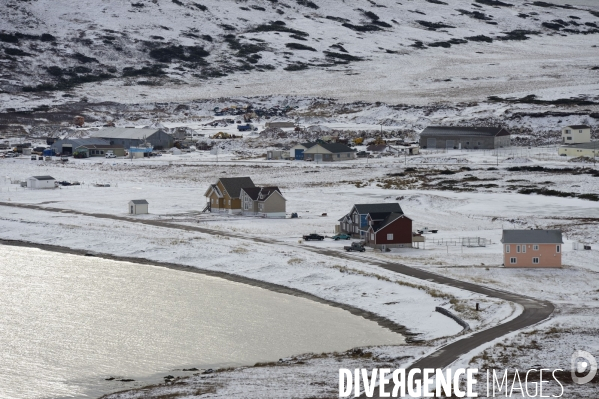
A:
[289,142,317,160]
[27,175,56,189]
[303,143,356,162]
[129,199,149,215]
[562,125,591,144]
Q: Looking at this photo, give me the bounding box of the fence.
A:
[429,237,491,247]
[462,237,488,247]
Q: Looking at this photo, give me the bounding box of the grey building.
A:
[51,138,110,155]
[420,126,511,150]
[339,203,404,238]
[89,128,174,150]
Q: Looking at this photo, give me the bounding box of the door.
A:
[295,149,304,160]
[315,154,323,163]
[446,140,454,149]
[426,138,436,149]
[130,205,134,214]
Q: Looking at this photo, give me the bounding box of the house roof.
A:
[242,186,282,201]
[501,229,563,244]
[52,138,110,149]
[317,142,356,153]
[368,212,393,220]
[89,128,164,140]
[353,203,403,215]
[421,126,510,137]
[371,212,407,232]
[241,187,262,200]
[130,199,148,204]
[76,144,124,150]
[219,177,255,198]
[561,142,599,150]
[205,183,223,198]
[30,175,55,180]
[258,187,282,201]
[565,125,590,129]
[299,142,317,148]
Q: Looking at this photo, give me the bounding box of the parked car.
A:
[303,233,324,241]
[344,242,365,252]
[31,155,37,160]
[105,153,117,158]
[331,233,351,240]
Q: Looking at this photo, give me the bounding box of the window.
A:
[522,245,526,253]
[566,129,571,134]
[533,245,539,251]
[466,141,470,145]
[533,257,539,264]
[516,245,521,253]
[387,234,394,240]
[228,199,231,205]
[567,137,572,140]
[510,257,517,264]
[337,154,340,158]
[579,130,582,133]
[556,245,560,253]
[371,233,375,240]
[477,142,481,146]
[506,245,510,253]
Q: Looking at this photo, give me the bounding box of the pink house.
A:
[501,230,563,268]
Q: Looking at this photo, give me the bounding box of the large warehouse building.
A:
[420,126,511,150]
[89,128,173,150]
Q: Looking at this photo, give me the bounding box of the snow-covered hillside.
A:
[1,0,599,107]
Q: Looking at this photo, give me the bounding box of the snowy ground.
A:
[2,0,599,110]
[1,147,598,397]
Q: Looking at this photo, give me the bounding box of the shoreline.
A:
[0,238,415,339]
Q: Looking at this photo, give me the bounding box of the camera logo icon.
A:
[571,350,597,385]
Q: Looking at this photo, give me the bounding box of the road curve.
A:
[0,202,554,397]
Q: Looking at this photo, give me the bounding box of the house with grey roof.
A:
[89,127,174,150]
[303,142,357,162]
[558,141,598,158]
[561,125,591,144]
[204,177,256,214]
[290,142,317,160]
[27,175,56,189]
[420,126,511,150]
[240,186,286,218]
[501,229,563,268]
[339,203,404,238]
[129,200,149,215]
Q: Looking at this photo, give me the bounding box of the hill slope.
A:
[1,0,599,108]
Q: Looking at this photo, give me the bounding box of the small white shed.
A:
[27,175,56,189]
[129,199,149,215]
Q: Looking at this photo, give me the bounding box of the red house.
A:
[365,212,413,250]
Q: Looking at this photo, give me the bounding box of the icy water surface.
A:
[0,245,403,399]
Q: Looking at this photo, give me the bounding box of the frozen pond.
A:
[0,245,403,399]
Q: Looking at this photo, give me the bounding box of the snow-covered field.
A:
[1,147,598,397]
